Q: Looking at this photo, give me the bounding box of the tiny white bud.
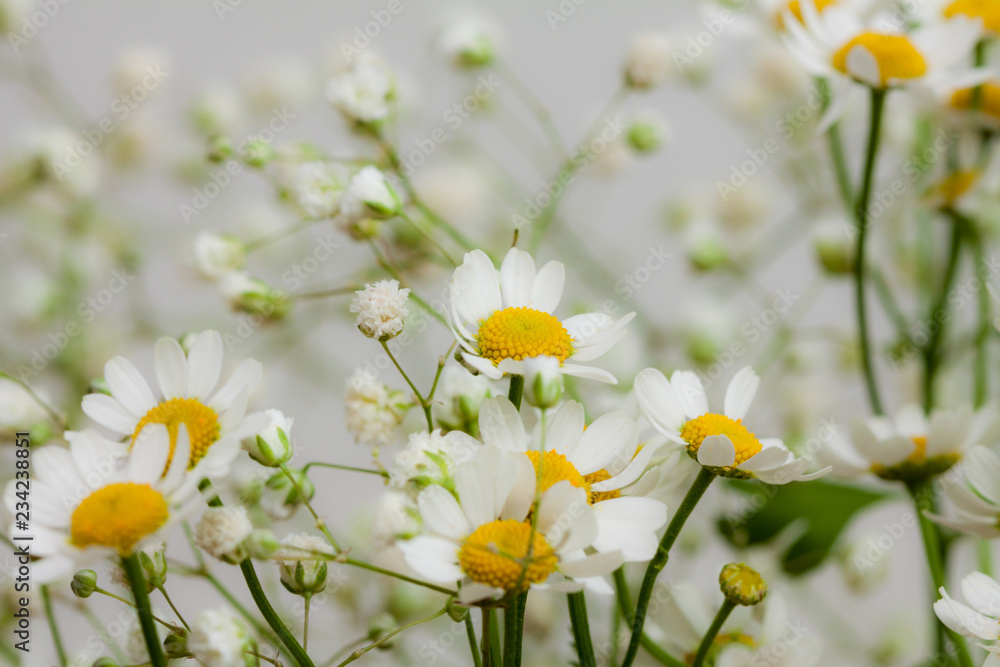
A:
[243,409,294,467]
[523,356,563,409]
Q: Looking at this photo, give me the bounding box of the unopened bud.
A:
[719,562,767,606]
[523,357,563,409]
[71,570,98,598]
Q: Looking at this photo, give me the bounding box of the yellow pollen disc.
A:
[458,519,557,592]
[945,0,1000,32]
[132,398,220,472]
[832,33,927,86]
[777,0,837,27]
[70,483,169,554]
[476,307,573,366]
[583,469,621,503]
[871,435,960,481]
[928,170,980,205]
[680,413,762,466]
[951,83,1000,120]
[525,450,587,494]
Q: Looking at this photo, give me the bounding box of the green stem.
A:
[978,541,994,578]
[818,77,853,209]
[303,594,312,651]
[155,585,190,631]
[121,554,167,667]
[200,570,284,650]
[568,592,597,667]
[613,566,686,667]
[853,87,887,416]
[691,599,737,667]
[483,608,502,667]
[239,559,315,667]
[507,374,524,411]
[970,228,990,407]
[907,482,974,667]
[279,462,343,553]
[343,557,456,596]
[302,462,388,477]
[923,219,963,411]
[466,615,484,667]
[380,340,433,431]
[41,586,67,666]
[621,469,716,667]
[336,607,447,666]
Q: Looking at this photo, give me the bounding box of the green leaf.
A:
[717,479,891,575]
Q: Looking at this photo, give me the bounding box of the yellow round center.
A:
[70,483,169,554]
[832,33,927,86]
[929,170,980,205]
[132,398,220,471]
[523,450,620,504]
[945,0,1000,32]
[952,83,1000,120]
[680,413,762,466]
[458,520,557,592]
[777,0,837,27]
[583,469,622,503]
[871,435,960,481]
[476,307,573,366]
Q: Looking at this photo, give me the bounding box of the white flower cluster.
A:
[344,369,410,447]
[349,279,411,340]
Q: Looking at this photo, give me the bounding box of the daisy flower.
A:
[448,248,635,384]
[397,445,623,604]
[4,428,199,583]
[935,571,1000,648]
[820,404,999,482]
[633,366,828,483]
[922,0,1000,36]
[924,445,1000,537]
[782,0,987,127]
[81,330,263,482]
[478,396,668,562]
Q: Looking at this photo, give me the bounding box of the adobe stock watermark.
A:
[7,0,73,52]
[178,107,296,223]
[49,64,169,180]
[396,74,504,177]
[339,0,410,63]
[672,0,749,73]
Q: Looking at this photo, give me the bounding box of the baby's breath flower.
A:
[243,408,294,467]
[275,533,335,596]
[339,166,402,223]
[389,429,478,491]
[624,33,673,89]
[194,232,244,281]
[345,369,411,448]
[188,608,254,667]
[440,19,498,68]
[292,161,349,219]
[326,55,394,125]
[350,279,410,340]
[194,506,254,564]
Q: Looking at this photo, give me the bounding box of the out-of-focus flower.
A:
[440,18,499,68]
[389,428,478,491]
[194,232,245,281]
[292,161,350,219]
[274,533,335,596]
[187,608,254,667]
[242,408,294,467]
[326,55,395,124]
[624,33,673,88]
[194,506,254,564]
[344,369,411,448]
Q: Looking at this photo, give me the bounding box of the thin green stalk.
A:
[380,340,433,430]
[155,585,190,631]
[691,599,737,667]
[853,87,887,416]
[81,605,127,663]
[907,482,974,667]
[621,469,716,667]
[613,565,685,667]
[923,219,963,411]
[239,559,315,667]
[493,59,568,161]
[507,374,524,411]
[41,586,67,667]
[818,77,853,208]
[466,614,484,667]
[279,462,343,553]
[970,229,990,406]
[303,594,312,651]
[336,607,447,666]
[302,462,388,477]
[343,557,456,596]
[978,541,994,578]
[483,608,502,667]
[121,554,167,667]
[0,372,67,429]
[568,592,597,667]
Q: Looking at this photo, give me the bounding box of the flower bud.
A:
[194,232,245,281]
[163,631,188,659]
[687,235,729,272]
[247,529,281,559]
[91,659,119,667]
[350,280,410,341]
[627,114,670,153]
[367,612,398,648]
[719,562,767,606]
[244,409,294,467]
[139,544,168,589]
[206,134,233,163]
[241,139,275,168]
[72,570,98,598]
[441,19,497,68]
[523,356,563,409]
[446,597,469,622]
[219,272,289,320]
[624,33,672,89]
[275,534,334,596]
[261,468,315,520]
[813,220,854,276]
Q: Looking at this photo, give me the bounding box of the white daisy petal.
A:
[417,486,470,540]
[104,357,157,418]
[154,336,188,400]
[723,367,759,421]
[697,435,736,468]
[531,260,565,313]
[186,331,224,399]
[479,397,528,453]
[499,247,536,308]
[82,393,139,434]
[669,370,708,419]
[634,368,687,438]
[398,536,463,584]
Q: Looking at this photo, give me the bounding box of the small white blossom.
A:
[293,161,349,218]
[325,55,394,124]
[350,279,410,340]
[339,166,402,223]
[389,429,478,490]
[625,33,673,88]
[275,533,334,595]
[345,369,410,447]
[194,506,254,563]
[243,409,294,466]
[440,18,498,67]
[188,608,253,667]
[194,232,245,281]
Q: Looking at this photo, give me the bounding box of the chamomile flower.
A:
[634,366,828,483]
[924,445,1000,537]
[447,248,635,384]
[782,0,987,127]
[398,445,623,604]
[922,0,1000,36]
[81,330,263,482]
[820,404,999,482]
[934,571,1000,646]
[5,429,198,583]
[478,397,668,562]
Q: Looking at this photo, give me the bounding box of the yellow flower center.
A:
[70,483,169,554]
[132,398,220,472]
[952,83,1000,120]
[680,413,762,466]
[929,170,980,205]
[458,519,557,592]
[832,33,927,86]
[945,0,1000,32]
[476,307,574,366]
[523,450,621,504]
[777,0,837,27]
[871,435,960,481]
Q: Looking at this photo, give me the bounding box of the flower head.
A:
[274,533,335,595]
[326,55,394,124]
[188,608,254,667]
[634,366,828,483]
[194,232,244,281]
[344,369,411,447]
[935,571,1000,645]
[339,166,402,224]
[389,428,478,492]
[293,161,350,219]
[350,279,411,340]
[194,506,254,564]
[448,248,635,384]
[624,33,673,88]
